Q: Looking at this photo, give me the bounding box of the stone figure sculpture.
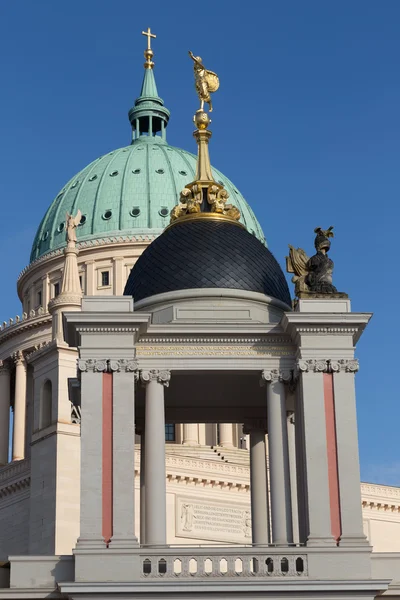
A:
[66,209,82,244]
[189,51,220,112]
[286,226,346,297]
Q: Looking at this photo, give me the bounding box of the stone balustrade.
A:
[140,547,307,579]
[1,307,47,332]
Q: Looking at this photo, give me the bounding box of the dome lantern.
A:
[128,28,170,143]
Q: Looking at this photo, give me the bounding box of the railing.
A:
[140,548,307,579]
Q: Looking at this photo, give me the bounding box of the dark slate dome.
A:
[124,219,291,306]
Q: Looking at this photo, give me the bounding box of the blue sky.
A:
[0,1,397,484]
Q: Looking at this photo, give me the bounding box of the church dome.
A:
[29,140,265,263]
[124,219,291,307]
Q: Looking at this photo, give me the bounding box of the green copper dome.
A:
[30,55,266,263]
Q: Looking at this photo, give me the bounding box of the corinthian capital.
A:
[261,369,292,385]
[12,351,25,367]
[140,370,171,387]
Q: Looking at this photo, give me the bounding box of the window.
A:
[40,380,52,429]
[101,271,110,287]
[54,282,60,297]
[165,424,175,442]
[37,291,42,307]
[79,275,84,292]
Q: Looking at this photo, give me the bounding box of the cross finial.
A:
[142,27,156,69]
[142,27,156,50]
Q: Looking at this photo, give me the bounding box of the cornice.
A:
[281,312,372,345]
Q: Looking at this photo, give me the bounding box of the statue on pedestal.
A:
[286,226,347,298]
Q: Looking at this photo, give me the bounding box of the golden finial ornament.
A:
[142,27,156,69]
[168,50,241,227]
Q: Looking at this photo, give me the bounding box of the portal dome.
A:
[29,139,266,263]
[124,219,291,307]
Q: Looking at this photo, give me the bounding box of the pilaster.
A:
[109,359,139,548]
[332,359,368,546]
[75,358,106,550]
[295,360,336,547]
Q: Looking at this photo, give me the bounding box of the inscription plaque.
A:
[176,496,252,543]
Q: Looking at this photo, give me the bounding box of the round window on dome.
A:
[179,170,188,176]
[71,180,79,188]
[42,231,49,241]
[130,207,141,217]
[109,171,119,177]
[218,180,224,186]
[57,222,65,233]
[159,207,169,218]
[89,175,97,181]
[102,210,113,220]
[79,215,87,226]
[155,169,165,174]
[132,169,141,174]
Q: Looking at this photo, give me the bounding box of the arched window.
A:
[40,380,52,429]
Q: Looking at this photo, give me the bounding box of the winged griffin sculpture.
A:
[286,226,342,297]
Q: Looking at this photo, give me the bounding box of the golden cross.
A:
[142,27,156,50]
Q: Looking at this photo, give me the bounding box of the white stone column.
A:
[248,425,270,544]
[219,423,234,448]
[12,351,27,461]
[263,370,293,545]
[287,411,299,544]
[76,359,106,549]
[296,361,336,546]
[110,360,138,548]
[333,360,368,546]
[140,429,146,545]
[141,370,170,546]
[182,423,199,445]
[0,362,11,466]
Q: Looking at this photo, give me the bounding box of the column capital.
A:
[77,358,108,373]
[243,418,267,434]
[108,359,138,373]
[12,350,26,367]
[261,369,292,385]
[296,358,359,374]
[140,369,171,387]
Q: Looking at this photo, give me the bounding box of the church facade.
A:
[0,32,399,599]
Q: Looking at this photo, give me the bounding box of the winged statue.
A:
[286,245,310,296]
[66,209,82,244]
[286,226,339,297]
[189,51,220,112]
